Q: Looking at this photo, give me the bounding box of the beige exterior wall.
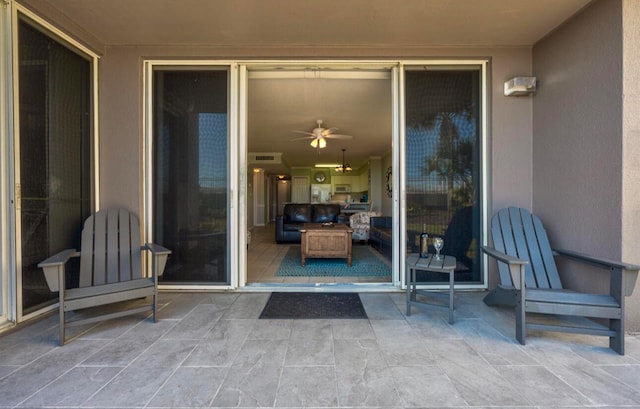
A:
[622,0,640,330]
[99,46,534,218]
[533,0,640,331]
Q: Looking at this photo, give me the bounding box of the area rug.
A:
[259,292,367,319]
[275,246,391,277]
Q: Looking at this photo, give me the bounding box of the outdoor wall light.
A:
[504,77,537,96]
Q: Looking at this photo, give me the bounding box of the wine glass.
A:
[433,237,444,260]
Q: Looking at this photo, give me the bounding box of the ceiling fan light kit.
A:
[292,119,353,151]
[310,137,327,149]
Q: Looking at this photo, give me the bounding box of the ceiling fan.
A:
[292,120,353,150]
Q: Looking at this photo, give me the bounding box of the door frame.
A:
[142,60,240,291]
[142,59,488,291]
[9,4,100,322]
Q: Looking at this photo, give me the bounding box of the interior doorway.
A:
[245,66,394,286]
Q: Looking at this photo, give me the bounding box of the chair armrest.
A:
[144,243,172,256]
[143,243,172,277]
[554,248,640,297]
[481,246,528,265]
[553,248,640,271]
[38,249,79,268]
[482,245,528,290]
[37,249,80,292]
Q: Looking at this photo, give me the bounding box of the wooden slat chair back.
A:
[491,207,561,291]
[39,208,171,345]
[79,208,144,287]
[483,207,640,355]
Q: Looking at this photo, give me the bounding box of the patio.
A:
[0,291,638,408]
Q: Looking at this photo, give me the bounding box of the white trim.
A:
[400,59,490,290]
[0,0,12,324]
[396,64,406,288]
[229,63,240,289]
[237,64,248,288]
[144,61,237,289]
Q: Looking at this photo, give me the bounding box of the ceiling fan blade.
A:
[321,127,339,137]
[290,135,314,141]
[325,134,353,139]
[293,130,314,136]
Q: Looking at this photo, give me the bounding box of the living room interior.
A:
[245,67,394,284]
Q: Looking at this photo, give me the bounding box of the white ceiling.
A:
[21,0,592,175]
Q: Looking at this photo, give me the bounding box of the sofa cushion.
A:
[284,204,312,223]
[312,204,341,223]
[283,223,305,232]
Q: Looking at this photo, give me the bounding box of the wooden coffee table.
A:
[300,223,353,267]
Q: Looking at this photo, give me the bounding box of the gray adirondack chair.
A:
[483,207,639,354]
[38,208,171,345]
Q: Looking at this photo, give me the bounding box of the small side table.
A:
[406,253,457,324]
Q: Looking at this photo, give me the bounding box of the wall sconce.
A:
[504,77,536,96]
[253,168,262,173]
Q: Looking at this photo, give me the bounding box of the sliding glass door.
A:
[16,16,94,316]
[403,65,484,284]
[152,68,230,285]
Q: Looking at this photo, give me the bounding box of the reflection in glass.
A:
[404,69,482,283]
[153,70,229,284]
[18,18,92,314]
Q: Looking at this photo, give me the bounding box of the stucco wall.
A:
[622,0,640,331]
[533,0,640,331]
[99,46,533,220]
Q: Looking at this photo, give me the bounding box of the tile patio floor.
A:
[0,290,639,408]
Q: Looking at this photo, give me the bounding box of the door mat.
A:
[259,292,368,319]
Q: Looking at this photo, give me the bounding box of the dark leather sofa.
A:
[369,216,393,259]
[276,203,345,243]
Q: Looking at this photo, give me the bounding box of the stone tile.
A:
[498,365,591,406]
[132,339,198,369]
[547,360,640,406]
[247,319,293,340]
[451,318,539,366]
[20,366,121,407]
[275,366,337,407]
[80,337,154,367]
[359,293,405,320]
[428,339,526,406]
[233,339,288,367]
[600,364,640,390]
[0,338,57,366]
[291,319,333,340]
[157,293,203,320]
[0,339,105,407]
[162,304,225,339]
[79,315,147,340]
[222,293,271,319]
[120,317,177,340]
[147,366,228,407]
[183,319,255,367]
[334,339,387,369]
[336,364,401,407]
[285,335,334,366]
[406,313,462,340]
[332,319,375,339]
[82,364,175,407]
[371,320,435,366]
[212,364,281,407]
[390,365,467,407]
